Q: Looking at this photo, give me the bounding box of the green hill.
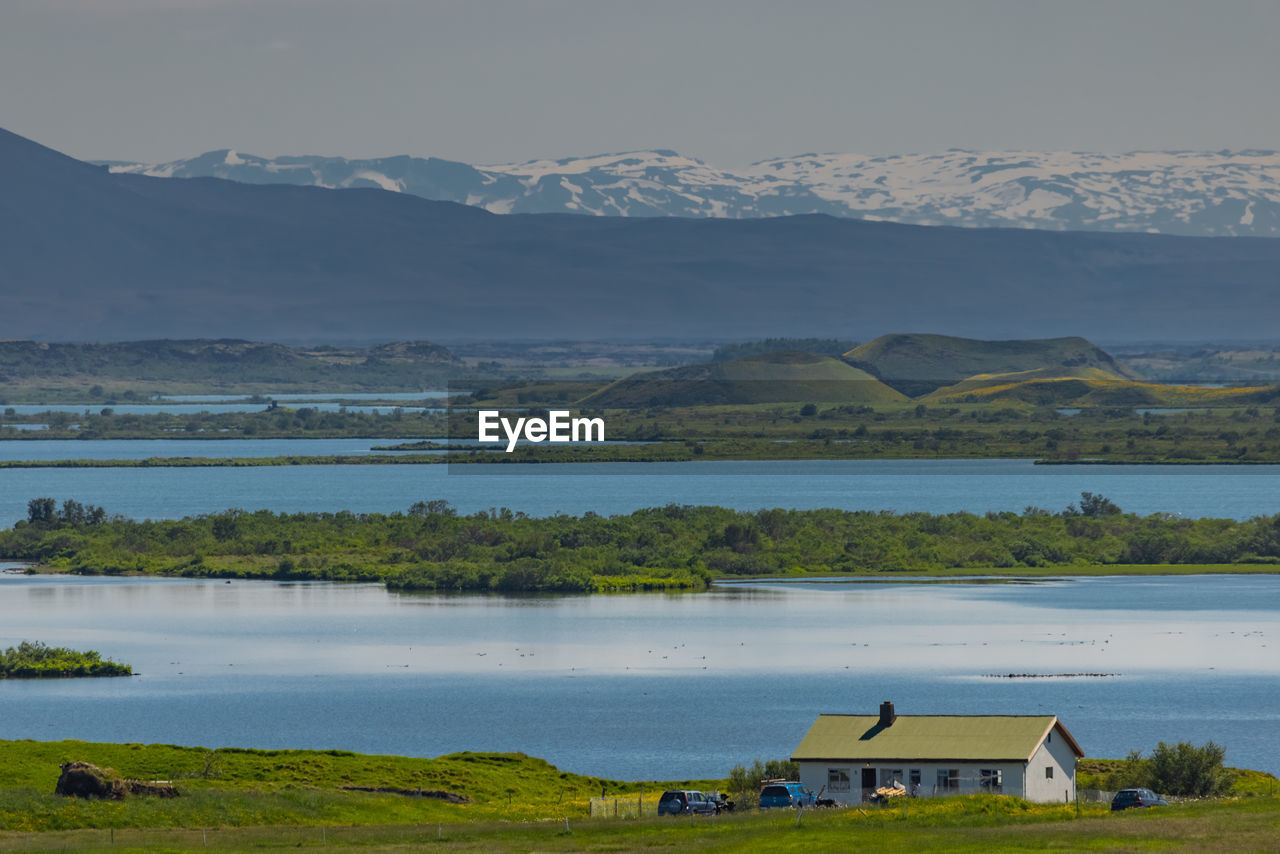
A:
[845,334,1136,396]
[922,366,1128,403]
[926,371,1279,407]
[580,350,909,407]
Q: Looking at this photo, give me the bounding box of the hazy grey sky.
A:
[3,0,1277,167]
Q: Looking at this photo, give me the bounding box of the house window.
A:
[937,769,959,791]
[828,768,850,792]
[980,769,1003,792]
[880,768,904,788]
[1045,766,1054,779]
[909,769,921,789]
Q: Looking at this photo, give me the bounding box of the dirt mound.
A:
[54,761,128,800]
[54,761,179,799]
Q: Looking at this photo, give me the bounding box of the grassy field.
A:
[1,741,1278,852]
[0,740,718,832]
[1,794,1278,852]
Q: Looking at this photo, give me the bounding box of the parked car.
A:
[1111,788,1168,811]
[758,781,817,809]
[658,790,719,816]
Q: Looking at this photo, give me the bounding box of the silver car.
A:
[657,789,719,816]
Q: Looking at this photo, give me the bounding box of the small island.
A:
[0,641,133,679]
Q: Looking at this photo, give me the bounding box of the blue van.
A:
[759,781,817,808]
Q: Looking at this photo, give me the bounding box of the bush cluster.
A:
[1102,741,1236,798]
[0,641,132,679]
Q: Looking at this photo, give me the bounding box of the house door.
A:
[861,768,877,797]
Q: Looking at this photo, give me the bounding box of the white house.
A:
[791,701,1084,804]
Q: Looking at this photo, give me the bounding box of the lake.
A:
[0,457,1278,527]
[0,438,448,462]
[1,572,1277,779]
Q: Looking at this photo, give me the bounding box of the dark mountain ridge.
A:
[0,338,458,389]
[3,128,1279,343]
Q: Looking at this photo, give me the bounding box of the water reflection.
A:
[1,575,1274,678]
[2,575,1278,777]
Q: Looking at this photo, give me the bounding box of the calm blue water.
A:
[0,459,1277,527]
[0,438,451,462]
[1,573,1276,778]
[0,438,641,463]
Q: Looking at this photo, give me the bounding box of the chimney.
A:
[879,701,896,727]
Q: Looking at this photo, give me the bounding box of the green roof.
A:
[791,715,1083,763]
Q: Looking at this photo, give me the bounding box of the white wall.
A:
[1023,728,1078,803]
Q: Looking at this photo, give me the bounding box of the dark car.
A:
[1111,787,1168,810]
[658,790,719,816]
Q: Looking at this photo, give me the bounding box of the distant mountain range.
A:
[104,148,1280,237]
[4,126,1280,343]
[0,339,458,390]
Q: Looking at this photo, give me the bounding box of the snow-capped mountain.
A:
[747,150,1280,236]
[104,148,1280,237]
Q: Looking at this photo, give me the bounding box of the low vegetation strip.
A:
[5,400,1280,465]
[0,642,131,679]
[3,495,1280,593]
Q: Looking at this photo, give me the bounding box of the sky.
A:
[2,0,1278,168]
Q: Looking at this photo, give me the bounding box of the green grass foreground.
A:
[0,740,1277,853]
[2,791,1279,854]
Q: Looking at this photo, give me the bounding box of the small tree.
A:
[1078,492,1122,517]
[1149,741,1235,797]
[1107,741,1236,797]
[26,498,56,526]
